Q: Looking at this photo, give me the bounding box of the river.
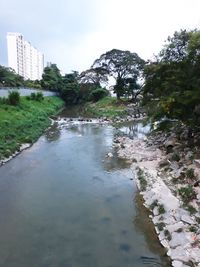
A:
[0,111,170,267]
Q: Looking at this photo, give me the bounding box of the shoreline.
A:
[115,135,200,267]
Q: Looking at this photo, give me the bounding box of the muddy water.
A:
[0,116,170,267]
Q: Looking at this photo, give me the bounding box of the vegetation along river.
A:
[0,109,170,267]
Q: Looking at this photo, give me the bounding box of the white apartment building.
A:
[7,32,44,80]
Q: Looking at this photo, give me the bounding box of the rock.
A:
[107,152,113,158]
[172,260,183,267]
[194,159,200,168]
[169,232,188,248]
[166,222,185,233]
[181,214,195,225]
[159,159,169,168]
[164,139,176,150]
[168,247,189,261]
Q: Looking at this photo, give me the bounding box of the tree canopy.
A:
[92,49,145,99]
[143,29,200,126]
[41,64,62,91]
[0,65,24,87]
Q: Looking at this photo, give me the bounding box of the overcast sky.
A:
[0,0,200,74]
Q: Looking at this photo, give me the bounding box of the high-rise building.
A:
[7,32,44,80]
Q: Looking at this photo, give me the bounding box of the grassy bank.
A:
[0,96,64,159]
[84,96,128,118]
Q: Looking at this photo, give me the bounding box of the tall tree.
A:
[79,67,108,87]
[41,64,62,91]
[92,49,145,99]
[60,72,80,105]
[143,29,200,126]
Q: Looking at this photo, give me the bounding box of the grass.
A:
[0,96,64,159]
[136,167,148,191]
[84,96,128,118]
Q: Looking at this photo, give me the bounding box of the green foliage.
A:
[185,168,196,180]
[85,96,127,118]
[24,79,41,89]
[186,204,197,215]
[178,185,197,203]
[8,91,20,105]
[89,88,109,102]
[158,204,166,214]
[136,168,147,191]
[0,65,24,87]
[143,29,200,127]
[60,73,80,105]
[41,64,62,91]
[0,97,64,159]
[28,92,44,101]
[92,49,145,99]
[164,229,172,241]
[156,222,166,231]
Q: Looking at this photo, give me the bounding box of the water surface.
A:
[0,119,170,267]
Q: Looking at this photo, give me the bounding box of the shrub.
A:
[164,229,172,241]
[178,185,197,204]
[89,88,109,102]
[157,222,166,231]
[8,91,20,105]
[35,92,44,101]
[0,97,8,104]
[186,168,196,181]
[158,204,166,214]
[30,92,36,100]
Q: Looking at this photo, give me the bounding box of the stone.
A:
[166,222,185,233]
[107,152,113,158]
[172,260,183,267]
[169,232,188,248]
[194,159,200,168]
[181,214,195,225]
[168,247,189,261]
[189,247,200,262]
[159,159,169,168]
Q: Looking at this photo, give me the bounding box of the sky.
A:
[0,0,200,74]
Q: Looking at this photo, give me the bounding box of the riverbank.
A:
[114,130,200,267]
[0,96,64,165]
[84,96,146,120]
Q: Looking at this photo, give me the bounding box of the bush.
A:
[29,92,44,101]
[0,97,8,104]
[35,92,44,101]
[8,91,20,105]
[89,88,109,102]
[178,185,197,203]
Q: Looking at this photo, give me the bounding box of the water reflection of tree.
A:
[117,123,150,139]
[133,193,171,266]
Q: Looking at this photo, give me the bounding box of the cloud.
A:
[0,0,200,73]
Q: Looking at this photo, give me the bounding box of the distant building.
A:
[7,32,44,80]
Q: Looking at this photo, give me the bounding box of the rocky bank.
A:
[114,128,200,267]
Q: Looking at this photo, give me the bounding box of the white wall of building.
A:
[7,32,44,80]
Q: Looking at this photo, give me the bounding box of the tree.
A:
[41,64,62,91]
[79,67,108,87]
[60,72,80,105]
[143,29,200,126]
[92,49,145,99]
[0,65,24,87]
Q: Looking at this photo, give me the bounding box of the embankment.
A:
[0,96,64,164]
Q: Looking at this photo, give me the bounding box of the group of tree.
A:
[143,29,200,127]
[0,65,24,87]
[0,65,42,89]
[41,49,145,104]
[1,28,200,128]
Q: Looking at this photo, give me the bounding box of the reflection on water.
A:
[116,121,150,139]
[0,119,169,267]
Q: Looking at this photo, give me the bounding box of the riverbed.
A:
[0,113,170,267]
